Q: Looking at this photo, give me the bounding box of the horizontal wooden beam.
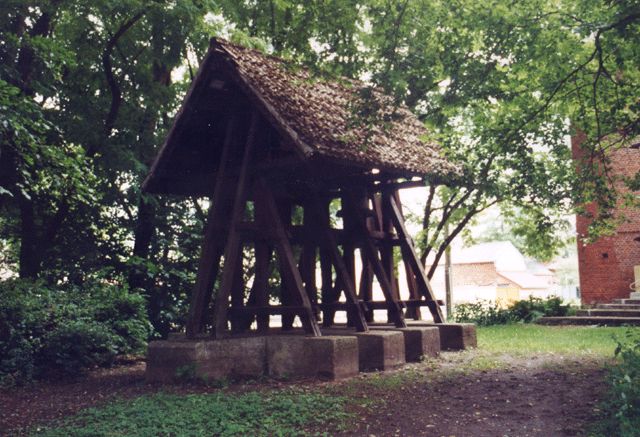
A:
[229,299,444,318]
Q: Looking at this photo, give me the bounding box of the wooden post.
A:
[310,195,369,332]
[186,117,237,338]
[341,192,357,327]
[277,199,296,330]
[387,194,445,323]
[344,191,406,328]
[302,202,319,320]
[211,113,260,338]
[253,196,272,332]
[259,179,321,336]
[230,250,245,333]
[393,191,421,320]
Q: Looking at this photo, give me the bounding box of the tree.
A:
[220,0,639,276]
[1,1,637,334]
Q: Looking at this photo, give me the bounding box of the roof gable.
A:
[143,38,460,195]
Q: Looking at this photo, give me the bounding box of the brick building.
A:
[573,136,640,304]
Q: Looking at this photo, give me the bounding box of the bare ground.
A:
[0,352,608,436]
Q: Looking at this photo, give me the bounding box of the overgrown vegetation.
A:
[453,296,573,326]
[593,328,640,437]
[32,390,352,437]
[0,278,151,385]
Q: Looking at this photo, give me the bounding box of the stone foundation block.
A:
[403,322,477,350]
[324,329,405,371]
[370,326,440,361]
[146,336,266,382]
[266,335,358,380]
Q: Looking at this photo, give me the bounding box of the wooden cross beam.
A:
[186,116,237,338]
[343,190,406,328]
[258,179,322,336]
[211,112,260,338]
[308,196,369,332]
[387,194,445,323]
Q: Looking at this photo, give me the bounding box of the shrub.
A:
[509,295,572,322]
[452,300,517,326]
[0,277,152,384]
[594,329,640,436]
[452,296,573,326]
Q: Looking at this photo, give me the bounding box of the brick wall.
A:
[573,134,640,304]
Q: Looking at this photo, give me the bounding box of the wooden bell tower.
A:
[142,38,459,340]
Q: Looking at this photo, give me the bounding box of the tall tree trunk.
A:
[128,195,156,290]
[127,60,170,290]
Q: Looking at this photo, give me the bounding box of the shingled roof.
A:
[143,38,460,194]
[212,38,459,176]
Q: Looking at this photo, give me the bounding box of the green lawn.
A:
[477,324,635,357]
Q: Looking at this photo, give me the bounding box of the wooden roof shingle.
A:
[143,38,460,194]
[212,38,460,177]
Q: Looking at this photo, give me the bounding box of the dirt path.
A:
[0,353,608,436]
[339,355,607,437]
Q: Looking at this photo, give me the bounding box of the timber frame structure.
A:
[143,38,461,339]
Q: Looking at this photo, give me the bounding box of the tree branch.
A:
[103,10,146,136]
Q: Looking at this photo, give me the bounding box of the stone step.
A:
[577,309,640,317]
[536,316,640,326]
[611,299,640,305]
[597,303,640,310]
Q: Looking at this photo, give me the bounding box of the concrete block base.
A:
[267,335,359,380]
[323,328,405,371]
[146,334,359,382]
[370,326,441,361]
[405,322,477,350]
[146,336,266,382]
[370,322,477,351]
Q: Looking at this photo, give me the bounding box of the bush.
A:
[0,277,152,385]
[509,295,572,322]
[452,296,573,326]
[594,329,640,436]
[452,300,517,326]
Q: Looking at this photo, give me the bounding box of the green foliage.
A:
[0,278,151,385]
[34,390,353,436]
[452,300,517,326]
[453,296,573,326]
[0,1,638,339]
[593,329,640,437]
[509,295,573,322]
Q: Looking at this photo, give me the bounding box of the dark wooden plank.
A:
[319,242,336,327]
[340,191,357,328]
[392,191,421,320]
[309,195,368,332]
[211,113,260,338]
[276,199,296,330]
[229,305,308,317]
[317,298,443,311]
[344,192,406,328]
[259,179,321,336]
[230,250,246,333]
[387,195,445,323]
[186,117,237,338]
[252,195,272,332]
[302,203,319,320]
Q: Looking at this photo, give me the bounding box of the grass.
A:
[31,389,352,437]
[31,325,634,436]
[477,324,630,357]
